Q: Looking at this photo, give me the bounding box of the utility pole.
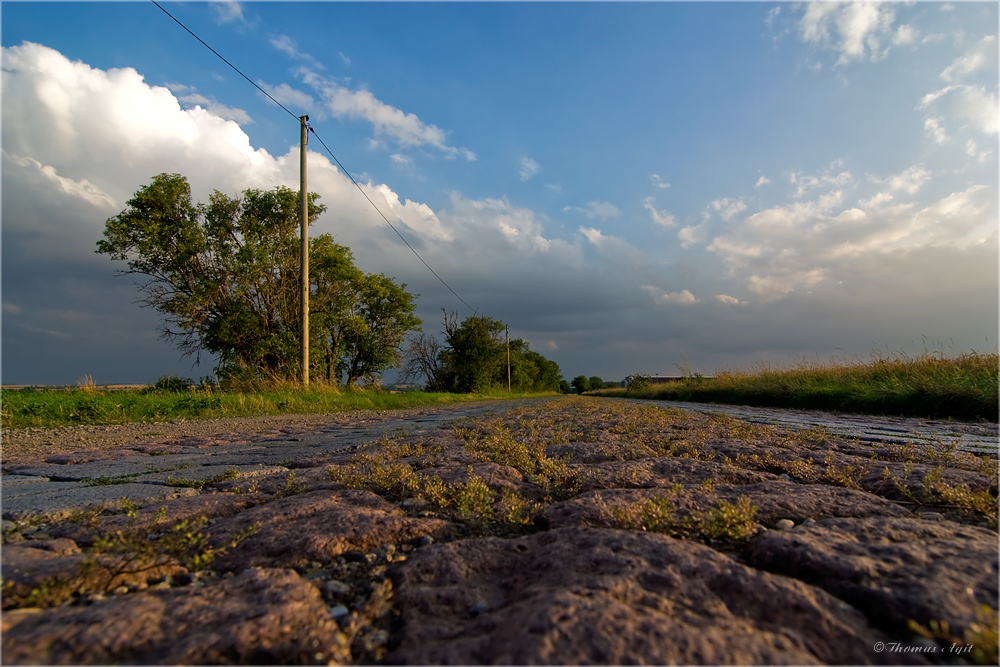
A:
[506,325,511,393]
[299,115,309,386]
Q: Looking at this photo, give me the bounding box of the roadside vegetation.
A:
[0,381,554,430]
[591,351,998,422]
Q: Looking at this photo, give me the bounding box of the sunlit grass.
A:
[0,385,555,429]
[594,351,998,422]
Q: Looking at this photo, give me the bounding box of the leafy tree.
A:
[571,375,591,393]
[589,376,606,390]
[98,173,421,385]
[439,312,507,393]
[404,311,563,393]
[338,272,421,387]
[559,379,572,394]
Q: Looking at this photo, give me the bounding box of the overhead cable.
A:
[149,0,479,316]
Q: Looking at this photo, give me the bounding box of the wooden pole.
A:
[506,325,511,392]
[299,115,309,386]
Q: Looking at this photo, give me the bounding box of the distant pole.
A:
[299,115,309,386]
[506,325,511,392]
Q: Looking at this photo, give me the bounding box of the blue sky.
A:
[2,1,997,385]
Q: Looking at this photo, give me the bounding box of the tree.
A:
[571,375,591,393]
[438,312,507,393]
[338,272,420,387]
[589,376,606,390]
[403,310,563,393]
[98,173,421,385]
[400,332,447,391]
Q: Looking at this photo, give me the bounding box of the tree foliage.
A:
[402,311,562,393]
[97,173,420,386]
[571,375,591,393]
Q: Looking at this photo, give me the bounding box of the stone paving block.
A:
[138,464,289,486]
[2,481,84,499]
[2,483,200,521]
[1,475,51,487]
[6,454,214,482]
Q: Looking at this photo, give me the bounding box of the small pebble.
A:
[112,586,129,596]
[778,474,791,481]
[323,580,352,597]
[802,518,816,526]
[469,600,490,617]
[774,519,795,530]
[303,570,332,581]
[918,512,944,521]
[418,535,434,547]
[1,520,16,533]
[328,604,350,619]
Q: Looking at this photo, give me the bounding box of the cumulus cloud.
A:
[642,197,675,227]
[296,69,474,159]
[568,201,622,221]
[178,93,253,125]
[643,287,698,305]
[650,174,670,190]
[519,157,541,181]
[715,294,742,305]
[755,175,771,188]
[920,85,998,137]
[213,1,247,25]
[923,116,948,144]
[678,223,707,249]
[257,81,314,111]
[708,160,996,301]
[799,2,897,65]
[940,35,996,82]
[787,166,853,198]
[710,197,747,222]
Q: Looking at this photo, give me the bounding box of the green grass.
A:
[593,351,998,422]
[0,385,555,429]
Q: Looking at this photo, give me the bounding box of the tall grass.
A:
[0,385,554,430]
[594,351,998,422]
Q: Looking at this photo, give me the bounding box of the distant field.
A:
[0,385,555,429]
[591,352,999,422]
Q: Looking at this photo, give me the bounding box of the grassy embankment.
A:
[592,351,999,422]
[0,385,555,430]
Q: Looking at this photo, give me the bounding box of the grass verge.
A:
[592,351,998,422]
[0,386,555,429]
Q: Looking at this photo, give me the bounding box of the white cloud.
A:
[390,153,412,166]
[765,6,781,28]
[799,2,898,65]
[520,157,541,181]
[270,35,324,70]
[650,174,670,190]
[941,35,996,82]
[297,69,474,158]
[788,167,853,198]
[178,93,253,125]
[715,294,742,306]
[892,25,918,46]
[642,197,675,227]
[755,175,771,188]
[678,223,707,249]
[257,81,314,111]
[213,1,246,25]
[568,201,622,221]
[920,85,998,137]
[643,286,699,305]
[923,116,948,144]
[710,197,747,221]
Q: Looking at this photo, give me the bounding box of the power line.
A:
[307,127,478,315]
[151,0,298,121]
[149,0,478,316]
